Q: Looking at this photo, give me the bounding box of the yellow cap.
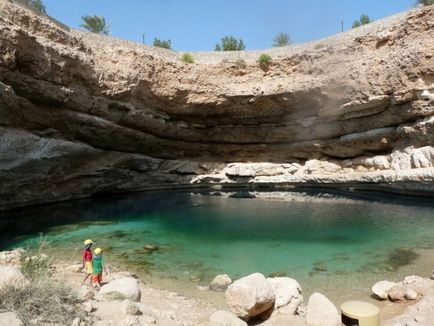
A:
[94,248,102,255]
[83,239,94,246]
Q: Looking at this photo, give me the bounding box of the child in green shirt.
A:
[92,248,107,290]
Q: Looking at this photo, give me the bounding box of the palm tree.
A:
[272,33,291,47]
[80,15,110,35]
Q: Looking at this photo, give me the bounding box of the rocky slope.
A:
[0,0,433,210]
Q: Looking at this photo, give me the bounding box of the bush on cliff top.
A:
[258,54,272,70]
[181,53,194,64]
[418,0,434,5]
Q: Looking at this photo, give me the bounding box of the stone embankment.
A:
[0,0,433,210]
[2,248,434,325]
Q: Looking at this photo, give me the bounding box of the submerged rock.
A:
[225,273,275,319]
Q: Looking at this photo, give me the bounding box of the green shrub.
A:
[153,38,172,50]
[181,53,194,64]
[258,54,272,70]
[314,43,325,50]
[20,236,52,280]
[419,0,434,5]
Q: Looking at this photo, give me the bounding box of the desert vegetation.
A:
[352,14,372,28]
[153,38,172,49]
[215,36,246,51]
[81,15,110,35]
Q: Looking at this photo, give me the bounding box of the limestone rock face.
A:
[210,274,232,292]
[266,277,303,315]
[225,273,276,319]
[305,293,339,326]
[0,0,433,210]
[0,265,27,291]
[97,277,141,302]
[209,310,247,326]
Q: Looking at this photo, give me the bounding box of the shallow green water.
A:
[2,190,434,303]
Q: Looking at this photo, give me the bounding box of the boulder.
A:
[225,273,275,319]
[209,310,247,326]
[403,275,433,296]
[0,312,23,326]
[405,288,418,300]
[210,274,232,292]
[372,280,398,300]
[0,265,27,291]
[266,277,303,315]
[97,277,141,302]
[261,313,307,326]
[306,293,339,326]
[388,285,407,302]
[122,300,140,316]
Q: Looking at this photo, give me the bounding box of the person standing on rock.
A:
[92,247,107,290]
[81,239,94,286]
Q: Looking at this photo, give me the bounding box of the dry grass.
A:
[0,238,86,325]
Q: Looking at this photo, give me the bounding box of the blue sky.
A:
[43,0,417,51]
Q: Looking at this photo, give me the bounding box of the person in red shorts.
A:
[81,239,94,286]
[92,247,107,290]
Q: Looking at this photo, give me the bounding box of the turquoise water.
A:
[2,190,434,303]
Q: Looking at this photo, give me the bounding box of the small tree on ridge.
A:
[215,36,246,51]
[272,33,291,47]
[81,15,110,35]
[153,38,172,50]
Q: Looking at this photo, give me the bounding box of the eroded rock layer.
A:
[0,0,433,210]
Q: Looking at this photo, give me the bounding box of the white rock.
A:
[82,301,94,314]
[122,300,140,316]
[266,277,303,315]
[0,312,23,326]
[119,316,141,326]
[403,275,433,296]
[405,288,418,300]
[261,313,307,326]
[388,285,407,302]
[0,265,27,291]
[97,277,141,302]
[306,293,339,326]
[69,262,83,273]
[0,249,24,266]
[225,273,276,319]
[209,310,247,326]
[78,285,94,301]
[210,274,232,292]
[372,280,398,300]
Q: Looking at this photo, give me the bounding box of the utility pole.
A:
[142,33,145,45]
[341,19,344,32]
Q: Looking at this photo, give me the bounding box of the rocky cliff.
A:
[0,0,433,210]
